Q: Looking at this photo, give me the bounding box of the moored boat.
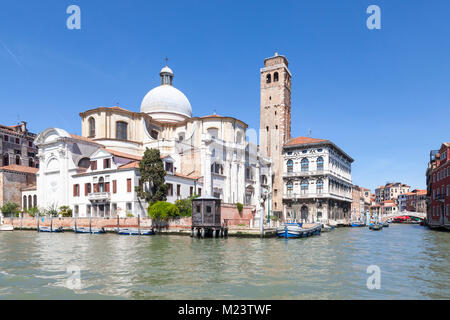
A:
[74,227,106,234]
[277,223,321,239]
[116,228,155,235]
[369,224,383,231]
[350,221,365,227]
[0,224,14,231]
[321,224,334,232]
[38,226,64,233]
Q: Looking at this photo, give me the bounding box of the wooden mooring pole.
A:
[37,213,40,232]
[138,215,141,235]
[117,215,119,233]
[89,212,92,233]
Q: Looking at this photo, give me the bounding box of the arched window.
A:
[29,158,34,168]
[274,72,279,82]
[301,179,309,194]
[15,155,20,165]
[236,132,242,144]
[77,157,91,169]
[33,195,37,207]
[88,117,96,137]
[301,158,309,172]
[3,154,8,166]
[211,163,224,175]
[286,181,293,192]
[317,157,324,171]
[116,122,128,140]
[317,179,324,194]
[28,195,32,209]
[207,128,218,139]
[287,159,294,173]
[266,74,271,84]
[261,175,267,185]
[23,196,27,211]
[98,177,105,193]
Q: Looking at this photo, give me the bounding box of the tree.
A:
[148,201,179,221]
[135,148,168,204]
[0,202,20,217]
[59,206,73,217]
[27,206,39,217]
[175,195,199,218]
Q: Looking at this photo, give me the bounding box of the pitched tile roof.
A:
[103,148,142,161]
[0,165,39,174]
[284,136,330,146]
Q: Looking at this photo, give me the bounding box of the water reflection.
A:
[0,225,449,299]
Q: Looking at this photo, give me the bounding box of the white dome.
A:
[141,85,192,122]
[160,66,173,74]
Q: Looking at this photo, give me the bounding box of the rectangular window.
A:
[198,188,202,196]
[4,135,8,142]
[113,180,117,194]
[105,182,110,193]
[127,179,132,193]
[91,160,97,170]
[85,183,91,196]
[15,138,20,144]
[167,183,173,196]
[103,158,111,169]
[190,186,193,197]
[126,203,132,212]
[73,184,80,197]
[29,141,33,147]
[177,184,181,196]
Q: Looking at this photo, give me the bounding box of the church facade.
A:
[34,64,272,219]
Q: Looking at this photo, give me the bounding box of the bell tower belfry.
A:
[259,53,292,217]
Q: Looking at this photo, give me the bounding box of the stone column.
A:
[231,155,238,203]
[238,159,246,204]
[204,149,212,196]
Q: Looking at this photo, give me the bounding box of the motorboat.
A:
[277,223,321,239]
[0,224,14,231]
[38,226,64,233]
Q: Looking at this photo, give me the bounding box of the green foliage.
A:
[148,201,180,221]
[44,204,59,217]
[27,206,39,217]
[59,206,73,217]
[135,148,168,204]
[236,202,243,213]
[0,202,20,217]
[175,195,199,217]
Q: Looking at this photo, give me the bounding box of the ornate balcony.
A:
[283,170,327,178]
[88,192,111,202]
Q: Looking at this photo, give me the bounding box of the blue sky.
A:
[1,0,449,191]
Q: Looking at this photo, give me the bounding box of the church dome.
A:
[140,65,192,123]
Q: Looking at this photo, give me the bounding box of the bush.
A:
[59,206,73,217]
[0,202,20,217]
[27,206,39,217]
[175,195,199,218]
[148,201,180,221]
[236,202,243,213]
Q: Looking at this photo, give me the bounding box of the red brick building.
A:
[427,142,450,230]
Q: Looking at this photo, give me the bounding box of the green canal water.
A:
[0,224,448,299]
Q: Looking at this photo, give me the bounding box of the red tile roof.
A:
[70,134,97,143]
[0,165,38,174]
[103,148,142,161]
[284,136,329,146]
[174,172,200,180]
[119,161,140,169]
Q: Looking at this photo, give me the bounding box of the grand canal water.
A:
[0,224,448,299]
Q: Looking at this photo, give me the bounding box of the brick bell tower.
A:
[259,53,292,218]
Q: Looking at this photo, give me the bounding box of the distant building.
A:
[398,194,408,211]
[351,185,371,220]
[426,143,450,229]
[282,137,353,224]
[375,182,410,204]
[406,189,427,213]
[0,122,39,210]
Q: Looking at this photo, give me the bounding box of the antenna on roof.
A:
[308,129,312,137]
[165,56,169,66]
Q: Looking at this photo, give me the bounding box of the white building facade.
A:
[34,65,271,218]
[282,137,353,224]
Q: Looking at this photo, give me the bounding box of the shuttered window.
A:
[127,179,132,193]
